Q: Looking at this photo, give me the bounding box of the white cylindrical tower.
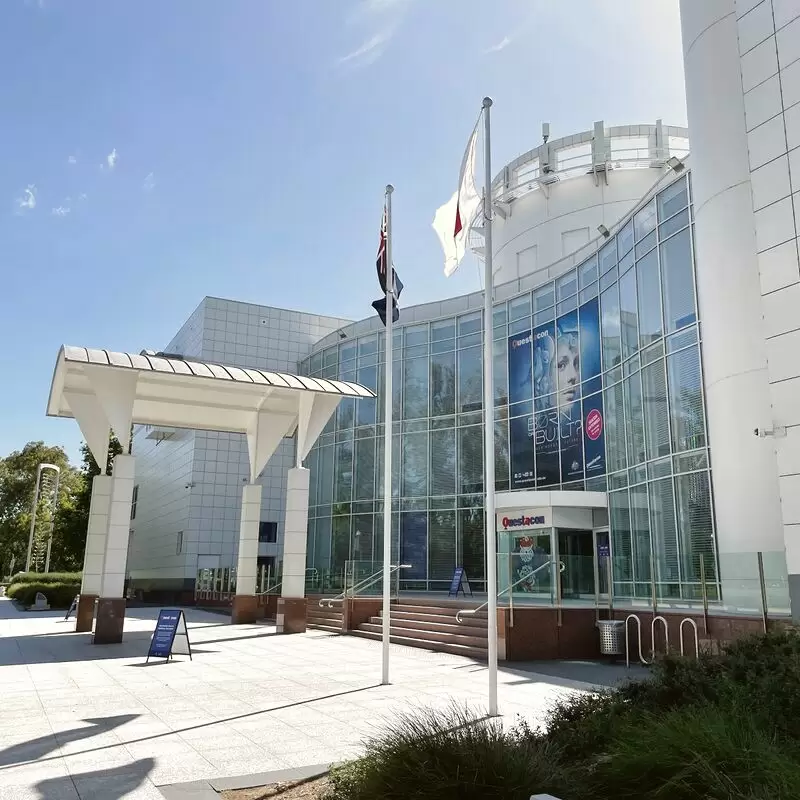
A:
[679,1,784,595]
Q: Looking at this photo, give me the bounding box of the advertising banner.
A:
[510,415,535,490]
[556,310,583,482]
[583,392,606,476]
[533,409,560,486]
[508,329,533,405]
[533,322,556,412]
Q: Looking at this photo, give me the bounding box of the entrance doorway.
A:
[557,529,595,599]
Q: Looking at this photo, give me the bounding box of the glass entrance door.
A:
[557,529,595,599]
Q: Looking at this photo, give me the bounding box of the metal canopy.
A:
[47,345,375,481]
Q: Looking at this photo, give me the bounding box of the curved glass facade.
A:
[299,172,718,602]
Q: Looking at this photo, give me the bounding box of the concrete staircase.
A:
[352,599,489,660]
[306,601,343,633]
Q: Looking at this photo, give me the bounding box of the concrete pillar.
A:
[94,454,135,644]
[277,467,310,634]
[231,483,262,624]
[679,0,785,609]
[76,475,112,632]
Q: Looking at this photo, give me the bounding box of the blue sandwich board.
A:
[146,609,192,663]
[448,567,473,598]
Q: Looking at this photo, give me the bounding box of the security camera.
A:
[184,482,195,489]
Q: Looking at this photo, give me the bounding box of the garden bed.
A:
[221,776,329,799]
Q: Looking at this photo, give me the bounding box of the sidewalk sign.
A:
[448,567,473,598]
[146,609,192,663]
[64,594,79,621]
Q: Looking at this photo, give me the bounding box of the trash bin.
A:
[597,619,626,656]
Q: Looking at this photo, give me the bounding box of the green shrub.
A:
[324,705,572,800]
[8,571,81,587]
[588,703,800,800]
[6,581,80,608]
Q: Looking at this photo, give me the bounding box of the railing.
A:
[456,560,565,624]
[319,563,411,609]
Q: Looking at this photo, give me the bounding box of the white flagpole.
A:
[481,97,498,716]
[382,183,394,685]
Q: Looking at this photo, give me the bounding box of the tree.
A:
[0,442,80,576]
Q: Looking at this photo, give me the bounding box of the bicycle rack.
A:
[679,617,699,658]
[651,615,669,658]
[625,614,650,668]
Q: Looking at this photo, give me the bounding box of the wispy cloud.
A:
[484,36,511,54]
[51,205,70,217]
[106,148,118,170]
[142,172,156,192]
[67,155,77,165]
[338,0,413,69]
[339,32,390,66]
[15,185,36,212]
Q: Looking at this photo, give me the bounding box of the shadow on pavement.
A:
[36,757,156,800]
[0,715,139,768]
[503,659,651,689]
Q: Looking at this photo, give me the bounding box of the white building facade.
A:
[127,1,800,620]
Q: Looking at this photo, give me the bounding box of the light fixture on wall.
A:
[666,156,685,173]
[338,331,347,339]
[597,224,610,238]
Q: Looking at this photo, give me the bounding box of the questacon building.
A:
[127,2,800,655]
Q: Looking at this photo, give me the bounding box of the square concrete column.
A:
[94,454,135,644]
[277,467,310,634]
[232,483,262,624]
[76,475,112,632]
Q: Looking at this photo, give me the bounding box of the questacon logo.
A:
[502,514,546,529]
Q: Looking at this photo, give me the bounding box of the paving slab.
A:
[0,597,633,799]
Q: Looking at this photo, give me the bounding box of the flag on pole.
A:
[432,122,482,277]
[372,204,403,326]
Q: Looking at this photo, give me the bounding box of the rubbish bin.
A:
[597,619,626,656]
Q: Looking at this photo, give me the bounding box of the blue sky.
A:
[0,0,687,464]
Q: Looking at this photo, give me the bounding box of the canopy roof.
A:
[47,345,374,480]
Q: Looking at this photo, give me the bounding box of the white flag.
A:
[432,124,481,277]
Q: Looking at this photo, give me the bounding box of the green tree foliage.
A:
[0,434,124,576]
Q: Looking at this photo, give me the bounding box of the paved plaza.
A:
[0,598,636,799]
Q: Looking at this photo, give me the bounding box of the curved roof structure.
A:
[47,345,374,482]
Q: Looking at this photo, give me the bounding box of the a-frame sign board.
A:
[146,609,193,663]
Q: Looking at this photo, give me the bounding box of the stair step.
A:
[351,629,487,659]
[391,603,485,618]
[358,623,488,649]
[385,609,488,627]
[371,615,487,638]
[307,622,343,633]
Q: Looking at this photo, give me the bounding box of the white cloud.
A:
[142,172,156,192]
[106,148,117,170]
[339,0,413,69]
[67,155,77,165]
[484,36,511,54]
[51,205,70,217]
[16,185,36,212]
[339,32,390,66]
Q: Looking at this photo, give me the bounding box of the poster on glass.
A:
[556,310,583,483]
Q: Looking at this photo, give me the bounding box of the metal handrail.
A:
[319,564,411,609]
[456,559,565,623]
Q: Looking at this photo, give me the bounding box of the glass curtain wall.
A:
[300,172,718,601]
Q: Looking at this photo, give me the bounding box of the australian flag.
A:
[372,205,403,326]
